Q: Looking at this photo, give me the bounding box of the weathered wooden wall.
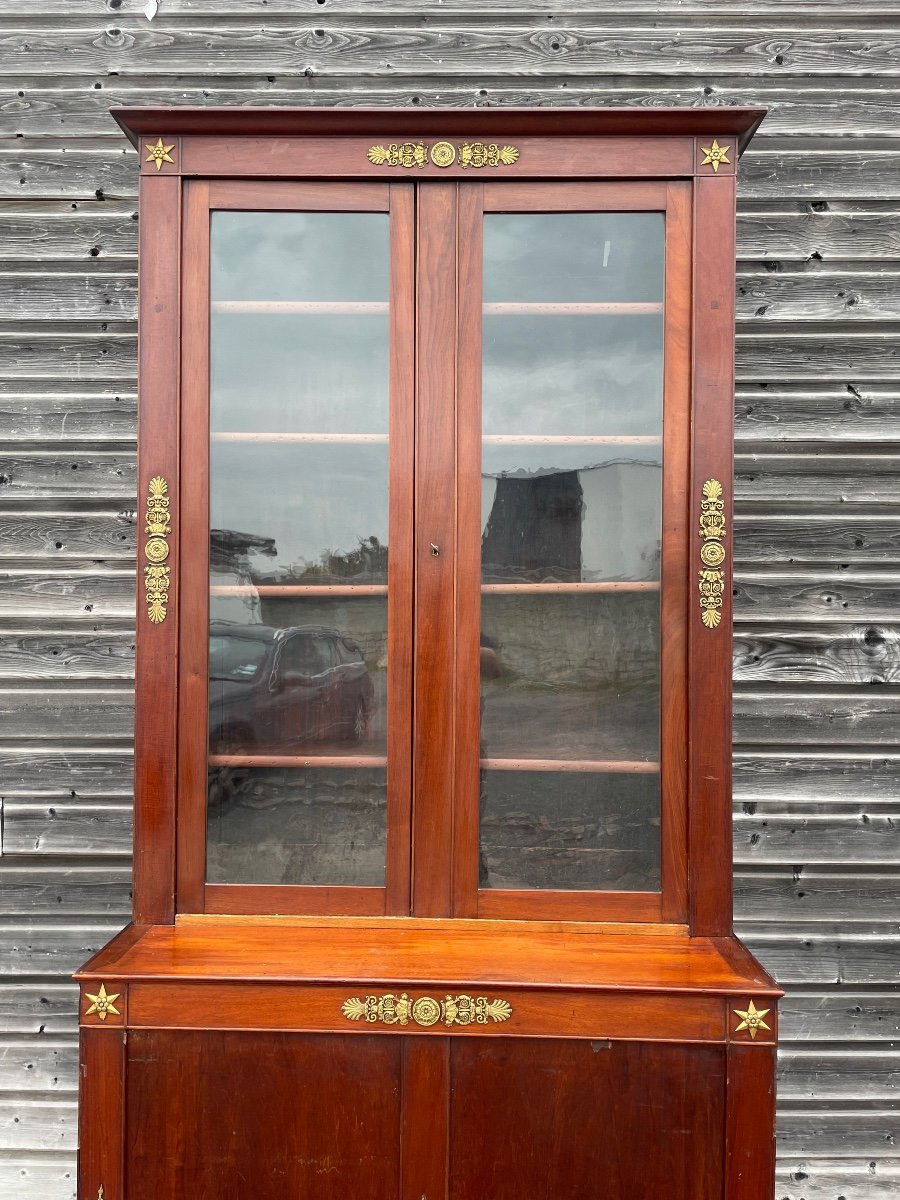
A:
[1,2,898,1197]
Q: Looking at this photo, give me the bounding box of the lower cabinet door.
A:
[449,1038,726,1200]
[125,1031,401,1200]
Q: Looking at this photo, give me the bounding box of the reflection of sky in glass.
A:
[483,315,663,436]
[210,213,389,434]
[484,213,664,303]
[211,443,388,580]
[483,213,664,437]
[211,212,389,301]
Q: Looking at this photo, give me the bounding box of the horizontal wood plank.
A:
[0,1102,76,1152]
[0,747,133,796]
[0,571,134,621]
[2,24,900,80]
[0,633,134,680]
[0,688,133,740]
[0,1158,75,1199]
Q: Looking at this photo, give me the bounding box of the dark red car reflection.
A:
[208,622,374,753]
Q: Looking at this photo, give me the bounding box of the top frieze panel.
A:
[116,105,766,158]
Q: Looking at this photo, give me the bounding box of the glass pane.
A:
[207,767,386,886]
[479,211,664,893]
[206,210,391,889]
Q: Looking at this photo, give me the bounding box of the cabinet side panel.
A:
[78,1029,125,1200]
[450,1038,725,1200]
[689,174,736,936]
[726,1044,777,1200]
[125,1030,401,1200]
[134,172,182,924]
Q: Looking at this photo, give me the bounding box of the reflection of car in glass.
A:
[208,622,373,753]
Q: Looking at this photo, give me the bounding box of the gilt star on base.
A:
[145,137,175,171]
[733,999,771,1040]
[84,983,121,1022]
[700,138,731,173]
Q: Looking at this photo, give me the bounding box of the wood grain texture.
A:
[727,1043,777,1200]
[77,1027,124,1200]
[690,172,736,936]
[411,182,457,917]
[131,171,180,925]
[2,7,898,1193]
[125,1031,401,1200]
[450,1039,725,1200]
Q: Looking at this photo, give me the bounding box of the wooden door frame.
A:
[448,180,693,924]
[175,179,415,917]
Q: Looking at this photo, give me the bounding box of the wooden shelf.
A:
[212,433,655,446]
[212,300,388,314]
[210,584,387,597]
[483,434,660,445]
[481,758,659,774]
[209,582,654,597]
[206,754,656,774]
[481,581,659,594]
[483,302,662,315]
[211,301,660,316]
[212,432,388,444]
[208,754,387,769]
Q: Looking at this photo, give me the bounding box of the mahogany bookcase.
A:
[76,107,779,1200]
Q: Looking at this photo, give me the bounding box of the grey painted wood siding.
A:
[1,3,898,1197]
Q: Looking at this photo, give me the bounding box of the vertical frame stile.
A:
[386,182,416,915]
[660,182,692,923]
[176,180,212,914]
[452,182,484,916]
[401,1038,450,1200]
[77,1027,126,1200]
[133,170,181,924]
[726,1044,777,1200]
[689,173,737,935]
[412,183,459,916]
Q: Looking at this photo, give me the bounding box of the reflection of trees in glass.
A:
[289,535,388,584]
[210,528,278,576]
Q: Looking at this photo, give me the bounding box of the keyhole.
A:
[430,543,440,556]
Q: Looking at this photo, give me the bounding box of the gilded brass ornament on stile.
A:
[698,478,726,628]
[367,141,519,169]
[733,1000,771,1040]
[699,138,731,173]
[84,983,121,1022]
[143,475,171,623]
[145,136,175,171]
[341,992,512,1028]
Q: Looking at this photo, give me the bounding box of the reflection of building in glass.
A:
[481,460,661,583]
[210,528,277,623]
[483,472,583,583]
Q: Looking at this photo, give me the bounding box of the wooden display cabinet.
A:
[76,108,780,1200]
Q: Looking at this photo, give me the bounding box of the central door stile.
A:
[412,182,460,916]
[385,181,416,915]
[452,183,485,917]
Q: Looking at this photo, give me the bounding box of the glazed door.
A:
[177,181,415,916]
[411,182,693,921]
[176,179,692,923]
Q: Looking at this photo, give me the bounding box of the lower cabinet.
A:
[120,1031,725,1200]
[125,1032,402,1200]
[449,1039,725,1200]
